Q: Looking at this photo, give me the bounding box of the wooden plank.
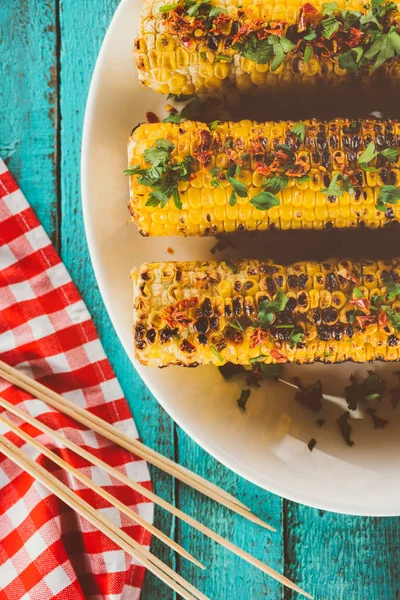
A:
[284,502,400,599]
[57,2,177,597]
[175,429,285,600]
[0,0,59,246]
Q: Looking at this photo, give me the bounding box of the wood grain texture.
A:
[0,0,59,246]
[4,1,400,599]
[57,2,176,597]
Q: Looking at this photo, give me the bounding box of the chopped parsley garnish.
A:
[337,411,354,447]
[125,139,195,210]
[210,167,224,188]
[307,438,317,452]
[383,277,400,301]
[237,389,251,410]
[383,306,400,331]
[167,0,400,74]
[258,289,289,328]
[210,345,224,362]
[345,371,386,411]
[376,185,400,212]
[353,287,364,299]
[209,120,220,131]
[159,2,180,13]
[291,123,307,142]
[216,54,233,62]
[358,142,399,171]
[250,191,281,211]
[293,378,323,412]
[289,329,304,348]
[249,355,268,363]
[225,259,238,274]
[322,172,354,197]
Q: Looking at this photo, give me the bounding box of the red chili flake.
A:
[167,12,193,36]
[226,148,243,166]
[378,310,388,329]
[254,161,271,175]
[179,297,199,310]
[249,138,266,155]
[198,129,213,152]
[196,151,213,166]
[180,37,196,50]
[356,315,377,329]
[257,21,285,39]
[285,157,311,177]
[212,13,232,35]
[146,112,160,124]
[298,3,320,31]
[250,328,267,348]
[337,268,358,283]
[347,27,364,48]
[271,348,288,363]
[350,298,370,312]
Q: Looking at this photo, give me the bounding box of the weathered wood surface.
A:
[2,2,400,599]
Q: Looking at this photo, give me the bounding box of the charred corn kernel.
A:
[127,118,400,236]
[132,258,400,367]
[135,0,400,94]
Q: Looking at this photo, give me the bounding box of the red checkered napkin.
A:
[0,158,153,600]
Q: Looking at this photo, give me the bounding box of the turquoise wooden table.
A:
[2,2,400,598]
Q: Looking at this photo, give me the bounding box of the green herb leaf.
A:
[258,289,289,329]
[322,2,338,15]
[321,15,340,39]
[216,54,233,62]
[209,120,220,131]
[270,43,285,71]
[210,345,224,362]
[227,176,248,198]
[291,123,307,142]
[209,5,226,17]
[380,147,399,162]
[200,51,207,60]
[238,34,275,65]
[338,48,363,74]
[358,141,378,165]
[249,355,268,363]
[229,189,237,206]
[322,172,344,197]
[124,165,148,176]
[376,185,400,212]
[383,277,400,301]
[263,174,289,194]
[385,306,400,331]
[353,287,364,298]
[304,45,313,63]
[159,2,180,12]
[250,191,281,211]
[290,329,304,348]
[225,259,238,274]
[237,389,251,410]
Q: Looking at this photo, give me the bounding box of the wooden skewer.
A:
[0,360,250,513]
[0,412,202,569]
[0,395,311,598]
[0,434,208,600]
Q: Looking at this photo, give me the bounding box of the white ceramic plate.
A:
[82,0,400,516]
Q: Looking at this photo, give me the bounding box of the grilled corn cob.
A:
[127,118,400,236]
[132,258,400,367]
[134,0,400,95]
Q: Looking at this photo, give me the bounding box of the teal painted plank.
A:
[57,2,177,597]
[0,0,58,246]
[284,503,400,600]
[175,431,284,600]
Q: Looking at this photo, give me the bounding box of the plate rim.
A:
[81,0,400,518]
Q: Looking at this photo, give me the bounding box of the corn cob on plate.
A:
[135,0,400,95]
[132,258,400,367]
[127,117,400,236]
